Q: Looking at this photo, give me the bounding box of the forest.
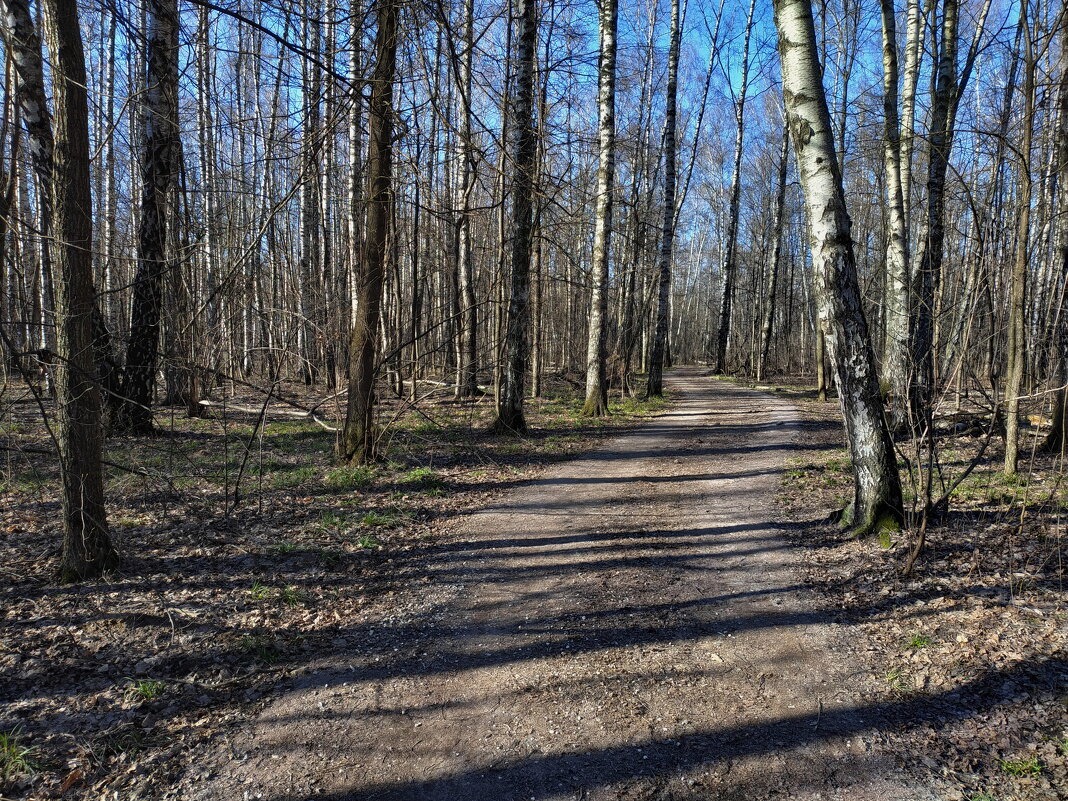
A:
[0,0,1066,797]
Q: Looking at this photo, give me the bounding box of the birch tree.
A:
[582,0,618,416]
[773,0,903,534]
[879,0,909,426]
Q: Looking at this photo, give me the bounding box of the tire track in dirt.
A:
[184,369,938,801]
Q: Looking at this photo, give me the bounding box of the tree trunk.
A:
[1042,14,1068,456]
[341,0,398,463]
[491,0,537,432]
[582,0,618,416]
[4,0,118,579]
[757,115,790,382]
[455,0,479,398]
[118,0,180,435]
[646,0,680,398]
[879,0,910,427]
[1004,5,1035,475]
[713,0,756,375]
[773,0,903,534]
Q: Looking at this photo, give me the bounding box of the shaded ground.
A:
[178,370,936,801]
[0,377,663,798]
[775,384,1068,801]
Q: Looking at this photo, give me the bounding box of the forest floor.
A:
[0,373,665,799]
[770,378,1068,801]
[1,369,1066,800]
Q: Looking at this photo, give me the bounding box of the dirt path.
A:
[184,370,937,801]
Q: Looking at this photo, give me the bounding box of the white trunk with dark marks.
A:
[582,0,618,417]
[773,0,903,533]
[879,0,909,426]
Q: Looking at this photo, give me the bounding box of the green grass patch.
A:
[278,586,302,607]
[269,465,317,489]
[356,532,381,549]
[0,727,40,783]
[884,668,909,692]
[999,756,1042,776]
[400,467,443,490]
[125,678,166,701]
[239,633,280,663]
[324,464,376,490]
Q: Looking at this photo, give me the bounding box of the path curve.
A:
[188,370,934,801]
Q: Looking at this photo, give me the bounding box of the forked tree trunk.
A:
[646,0,680,398]
[582,0,618,416]
[491,0,537,432]
[909,0,992,424]
[341,0,398,462]
[909,0,957,424]
[757,115,790,382]
[773,0,903,534]
[3,0,118,579]
[119,0,180,435]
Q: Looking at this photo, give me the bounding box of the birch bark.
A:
[773,0,903,533]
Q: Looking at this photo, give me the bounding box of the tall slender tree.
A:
[342,0,399,462]
[492,0,537,432]
[1042,14,1068,456]
[773,0,903,534]
[713,0,756,374]
[3,0,118,579]
[118,0,180,434]
[879,0,910,426]
[1004,2,1036,476]
[757,113,790,382]
[646,0,681,398]
[454,0,479,399]
[582,0,618,416]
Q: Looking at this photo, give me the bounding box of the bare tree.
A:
[582,0,618,416]
[492,0,537,432]
[342,0,399,462]
[3,0,118,579]
[646,0,680,398]
[1042,14,1068,456]
[1004,2,1036,475]
[713,0,756,375]
[117,0,180,434]
[757,113,790,382]
[773,0,903,534]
